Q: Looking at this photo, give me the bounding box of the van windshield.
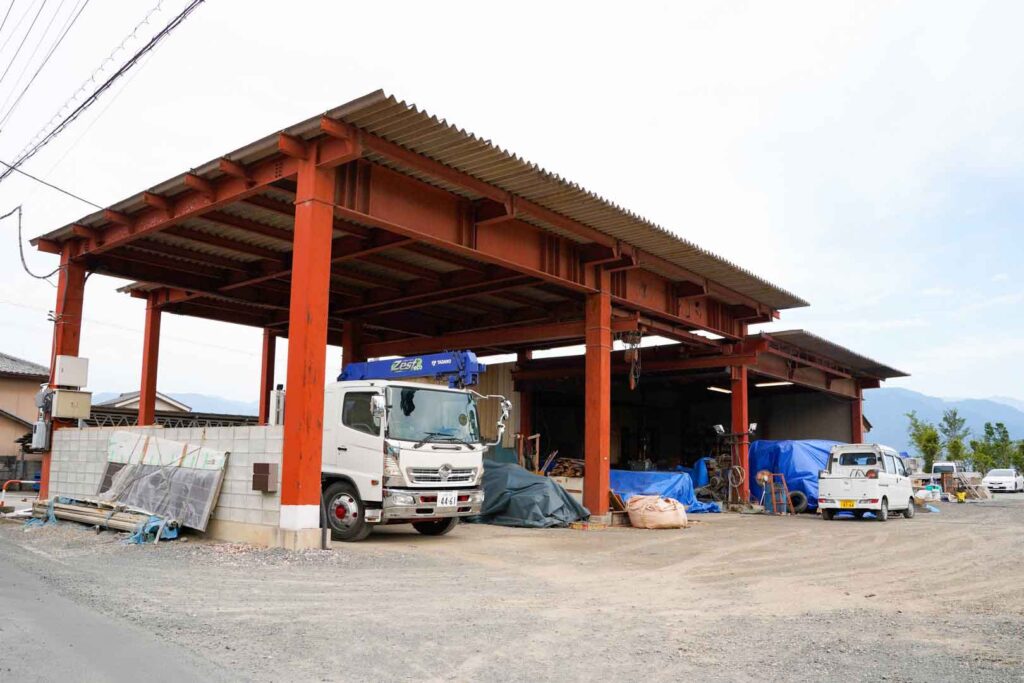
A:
[932,464,955,474]
[838,453,877,467]
[386,386,481,444]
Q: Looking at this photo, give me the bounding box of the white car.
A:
[818,444,915,521]
[982,468,1024,493]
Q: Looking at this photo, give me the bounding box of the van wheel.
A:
[821,509,835,521]
[412,518,459,536]
[323,481,372,542]
[903,499,915,519]
[876,498,888,522]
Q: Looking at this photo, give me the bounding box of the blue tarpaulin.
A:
[748,440,841,510]
[609,469,721,513]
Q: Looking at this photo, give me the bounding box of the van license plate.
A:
[437,491,457,508]
[840,500,855,509]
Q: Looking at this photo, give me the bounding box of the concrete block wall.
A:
[49,425,284,530]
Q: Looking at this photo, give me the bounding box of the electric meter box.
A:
[51,389,92,419]
[54,355,89,388]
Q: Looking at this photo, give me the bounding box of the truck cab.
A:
[817,443,915,521]
[320,370,509,541]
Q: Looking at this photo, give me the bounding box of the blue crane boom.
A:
[338,351,486,389]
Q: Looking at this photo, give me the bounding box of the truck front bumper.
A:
[375,487,484,523]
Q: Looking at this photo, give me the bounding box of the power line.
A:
[0,157,100,206]
[12,0,165,159]
[0,0,203,185]
[0,0,36,54]
[0,0,48,89]
[0,1,17,40]
[0,0,88,127]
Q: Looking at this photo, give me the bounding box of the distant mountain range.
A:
[864,388,1024,455]
[92,392,258,416]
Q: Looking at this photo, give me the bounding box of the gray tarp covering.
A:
[470,460,589,528]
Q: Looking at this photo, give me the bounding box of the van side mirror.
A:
[370,395,385,424]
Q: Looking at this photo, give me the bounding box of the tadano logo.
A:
[390,358,423,372]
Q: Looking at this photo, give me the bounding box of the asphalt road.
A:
[0,545,232,682]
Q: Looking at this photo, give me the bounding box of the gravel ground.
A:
[2,494,1023,682]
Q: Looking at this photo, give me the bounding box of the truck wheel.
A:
[412,517,459,536]
[876,498,888,522]
[323,481,371,542]
[821,509,835,521]
[903,499,915,519]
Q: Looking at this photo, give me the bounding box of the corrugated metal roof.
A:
[0,351,49,379]
[37,90,807,310]
[756,330,908,380]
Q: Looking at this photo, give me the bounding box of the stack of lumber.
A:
[33,498,159,532]
[548,458,585,477]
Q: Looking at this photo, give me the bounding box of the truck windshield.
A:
[933,464,955,473]
[386,386,481,444]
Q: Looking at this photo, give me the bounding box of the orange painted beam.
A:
[583,269,612,516]
[279,155,336,531]
[730,365,750,503]
[851,388,864,443]
[341,319,365,366]
[258,328,276,425]
[41,244,86,499]
[184,173,215,199]
[277,133,308,159]
[56,153,301,257]
[138,295,162,426]
[363,319,591,358]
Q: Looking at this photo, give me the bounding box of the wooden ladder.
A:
[766,473,794,515]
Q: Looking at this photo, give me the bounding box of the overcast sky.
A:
[0,1,1020,403]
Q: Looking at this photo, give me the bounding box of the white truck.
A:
[316,355,510,541]
[817,443,915,521]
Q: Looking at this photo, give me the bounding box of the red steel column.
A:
[137,294,162,426]
[41,245,86,499]
[280,154,336,534]
[730,365,750,504]
[850,387,864,443]
[258,329,277,425]
[583,270,611,516]
[519,386,533,438]
[341,319,365,366]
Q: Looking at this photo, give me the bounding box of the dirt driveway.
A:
[2,495,1023,682]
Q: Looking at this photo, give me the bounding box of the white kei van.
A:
[817,444,915,522]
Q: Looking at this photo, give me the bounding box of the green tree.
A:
[969,422,1013,472]
[939,408,970,463]
[906,411,941,471]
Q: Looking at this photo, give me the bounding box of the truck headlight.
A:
[388,492,415,506]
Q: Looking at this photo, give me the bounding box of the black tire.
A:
[876,498,888,522]
[412,517,459,536]
[821,508,835,521]
[789,490,808,514]
[323,481,372,542]
[903,498,915,519]
[852,511,866,519]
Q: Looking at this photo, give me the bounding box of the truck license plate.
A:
[437,491,457,508]
[840,500,855,509]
